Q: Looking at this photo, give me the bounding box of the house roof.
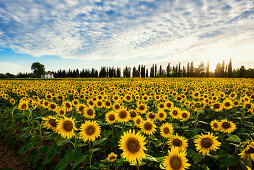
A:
[45,72,54,75]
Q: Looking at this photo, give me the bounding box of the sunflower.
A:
[124,94,132,102]
[158,102,166,110]
[62,101,72,112]
[157,111,167,121]
[233,100,239,107]
[137,103,147,114]
[160,123,174,138]
[72,99,79,107]
[194,133,221,155]
[211,102,223,112]
[219,119,236,133]
[163,147,190,170]
[84,107,96,119]
[239,141,254,161]
[57,107,66,117]
[87,99,95,107]
[223,99,233,110]
[57,117,77,139]
[129,110,138,120]
[105,111,117,124]
[165,101,174,110]
[18,100,29,110]
[48,102,58,112]
[140,121,157,135]
[43,115,58,132]
[10,98,15,105]
[134,116,143,127]
[76,103,86,114]
[117,108,130,123]
[104,100,112,109]
[118,130,147,163]
[170,107,181,119]
[210,120,220,131]
[168,134,188,151]
[107,152,117,163]
[96,100,103,108]
[146,112,157,122]
[113,103,121,111]
[80,120,101,142]
[180,110,190,121]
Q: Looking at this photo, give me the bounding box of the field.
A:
[0,78,254,170]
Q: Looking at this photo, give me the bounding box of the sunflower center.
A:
[97,101,102,106]
[139,105,145,111]
[21,103,27,110]
[167,103,172,108]
[163,127,170,134]
[115,105,120,110]
[182,113,187,118]
[130,111,137,118]
[109,156,116,160]
[126,96,131,100]
[119,111,127,119]
[63,120,73,132]
[222,122,231,129]
[173,110,178,116]
[213,123,218,128]
[89,101,94,105]
[79,106,85,111]
[159,113,164,118]
[85,125,96,136]
[60,110,64,115]
[66,103,71,108]
[201,138,213,148]
[170,156,182,169]
[214,104,220,109]
[50,104,56,109]
[144,122,152,130]
[159,104,164,108]
[87,109,94,116]
[109,114,115,121]
[74,101,78,105]
[172,139,182,146]
[105,101,110,106]
[136,119,141,124]
[49,119,57,127]
[245,147,254,154]
[225,102,230,107]
[246,104,251,109]
[149,113,155,119]
[126,138,140,153]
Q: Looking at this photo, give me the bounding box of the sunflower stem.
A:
[137,160,140,170]
[89,141,94,167]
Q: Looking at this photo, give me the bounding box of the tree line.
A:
[1,59,253,78]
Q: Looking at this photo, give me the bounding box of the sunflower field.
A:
[0,78,254,170]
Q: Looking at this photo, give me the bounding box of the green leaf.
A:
[218,150,239,167]
[159,163,166,169]
[54,158,68,170]
[42,142,59,165]
[187,149,203,164]
[143,154,159,162]
[226,135,241,143]
[90,148,101,153]
[72,154,89,169]
[93,138,107,146]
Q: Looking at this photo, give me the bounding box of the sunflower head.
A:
[43,115,58,132]
[160,123,174,138]
[146,112,157,122]
[117,109,130,123]
[84,107,96,119]
[105,111,117,124]
[163,147,190,170]
[140,121,157,135]
[57,117,77,139]
[157,111,167,121]
[219,119,236,133]
[239,141,254,161]
[210,120,220,131]
[134,116,143,127]
[107,152,117,163]
[18,100,29,111]
[80,120,101,142]
[180,110,190,121]
[194,132,221,155]
[170,107,181,119]
[118,130,147,163]
[168,134,188,151]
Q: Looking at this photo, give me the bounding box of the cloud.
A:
[0,62,30,74]
[0,0,253,69]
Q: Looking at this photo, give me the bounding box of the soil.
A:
[0,139,30,170]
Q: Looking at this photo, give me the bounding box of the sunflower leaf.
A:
[226,135,241,143]
[93,138,107,146]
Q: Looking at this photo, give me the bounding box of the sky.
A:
[0,0,254,74]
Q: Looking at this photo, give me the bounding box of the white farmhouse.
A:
[41,72,54,78]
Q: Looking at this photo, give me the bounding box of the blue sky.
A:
[0,0,254,74]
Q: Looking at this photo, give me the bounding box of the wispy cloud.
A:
[0,0,253,68]
[0,62,29,74]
